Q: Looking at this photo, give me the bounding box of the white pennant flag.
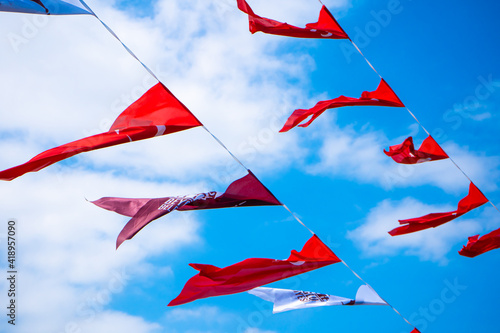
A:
[248,285,387,313]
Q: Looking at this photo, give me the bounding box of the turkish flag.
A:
[0,83,202,181]
[389,183,488,236]
[237,0,348,39]
[168,234,341,306]
[459,228,500,258]
[280,79,404,132]
[384,136,448,164]
[92,171,282,248]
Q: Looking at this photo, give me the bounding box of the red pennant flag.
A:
[237,0,348,39]
[410,329,421,333]
[92,171,282,248]
[168,234,341,306]
[384,136,448,164]
[459,228,500,258]
[0,83,202,181]
[389,183,488,236]
[279,79,404,132]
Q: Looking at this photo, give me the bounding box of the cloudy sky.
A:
[0,0,499,332]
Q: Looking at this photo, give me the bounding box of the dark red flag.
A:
[92,171,282,248]
[384,136,448,164]
[389,183,488,236]
[236,0,348,39]
[168,234,341,306]
[0,83,202,181]
[459,228,500,258]
[279,79,404,132]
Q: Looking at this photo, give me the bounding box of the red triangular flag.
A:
[236,0,348,39]
[280,79,404,132]
[410,329,421,333]
[168,234,341,306]
[0,83,202,181]
[459,227,500,258]
[92,171,282,248]
[389,183,488,236]
[384,136,448,164]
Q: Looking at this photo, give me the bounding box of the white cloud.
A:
[76,311,162,333]
[166,305,235,324]
[243,328,278,333]
[0,168,205,332]
[347,197,492,264]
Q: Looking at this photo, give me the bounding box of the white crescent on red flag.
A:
[236,0,349,39]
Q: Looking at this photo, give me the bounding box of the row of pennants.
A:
[1,0,498,332]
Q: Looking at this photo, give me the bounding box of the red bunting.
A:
[0,83,202,181]
[389,183,488,236]
[236,0,348,39]
[92,171,282,248]
[279,79,404,132]
[384,136,448,164]
[168,234,341,306]
[459,228,500,258]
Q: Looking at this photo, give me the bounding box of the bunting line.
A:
[202,126,249,171]
[80,0,160,82]
[82,0,322,235]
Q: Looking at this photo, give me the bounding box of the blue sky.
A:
[0,0,499,332]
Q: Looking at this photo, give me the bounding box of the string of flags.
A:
[0,0,496,332]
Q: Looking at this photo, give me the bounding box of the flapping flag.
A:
[459,228,500,258]
[384,136,448,164]
[236,0,348,39]
[168,235,341,306]
[92,171,281,248]
[0,83,202,181]
[389,182,488,236]
[410,329,421,333]
[248,284,387,313]
[0,0,92,15]
[280,79,404,132]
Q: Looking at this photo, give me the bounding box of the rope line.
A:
[341,260,413,327]
[80,0,160,82]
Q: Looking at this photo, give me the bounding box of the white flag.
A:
[0,0,92,15]
[248,285,387,313]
